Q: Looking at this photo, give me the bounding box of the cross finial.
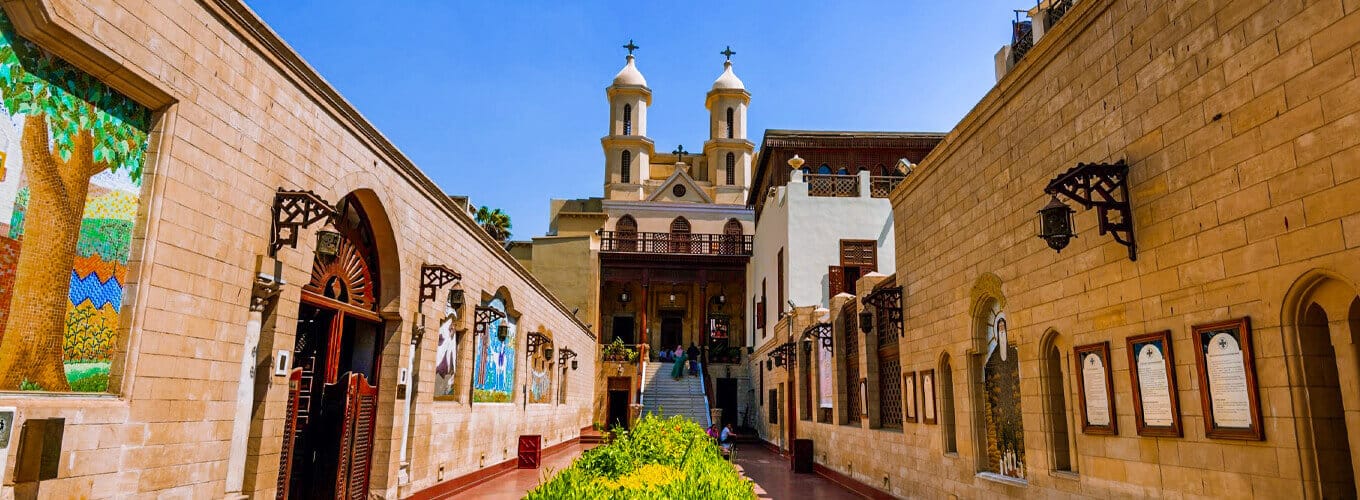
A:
[623,39,639,55]
[721,45,736,61]
[672,145,688,161]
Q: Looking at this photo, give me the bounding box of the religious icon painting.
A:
[1126,331,1182,437]
[1074,342,1117,435]
[1192,317,1264,440]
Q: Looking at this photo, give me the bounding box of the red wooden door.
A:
[335,372,379,499]
[517,435,542,469]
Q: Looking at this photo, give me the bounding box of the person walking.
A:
[687,343,701,376]
[670,346,687,380]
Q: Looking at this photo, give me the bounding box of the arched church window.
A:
[726,153,736,185]
[721,218,742,255]
[623,104,633,135]
[621,150,631,183]
[975,306,1025,479]
[836,166,850,175]
[817,164,832,175]
[724,218,742,235]
[726,107,734,138]
[615,215,637,252]
[670,217,692,253]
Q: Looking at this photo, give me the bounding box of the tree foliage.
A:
[474,206,512,241]
[0,12,151,179]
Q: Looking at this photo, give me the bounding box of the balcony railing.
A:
[600,231,754,256]
[806,174,859,197]
[870,176,906,198]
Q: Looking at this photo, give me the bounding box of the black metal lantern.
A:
[315,220,342,258]
[543,346,554,360]
[1037,195,1076,252]
[619,291,631,303]
[497,324,510,341]
[859,310,874,334]
[448,288,465,310]
[766,358,773,371]
[572,360,579,370]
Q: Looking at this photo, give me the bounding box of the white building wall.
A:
[747,170,896,351]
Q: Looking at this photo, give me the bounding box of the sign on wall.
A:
[1075,342,1117,435]
[1192,317,1263,440]
[1126,331,1182,437]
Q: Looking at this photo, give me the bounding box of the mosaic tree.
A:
[0,16,151,391]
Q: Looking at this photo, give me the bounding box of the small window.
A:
[817,164,832,175]
[726,107,735,138]
[616,215,637,233]
[769,389,780,423]
[670,217,690,234]
[672,184,687,197]
[726,152,736,185]
[623,104,633,135]
[621,151,631,183]
[836,166,849,175]
[724,218,743,236]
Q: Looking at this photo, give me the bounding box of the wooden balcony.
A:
[805,173,905,198]
[600,231,754,256]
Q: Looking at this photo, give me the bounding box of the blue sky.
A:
[247,1,1024,238]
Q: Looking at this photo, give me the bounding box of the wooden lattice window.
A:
[726,152,736,185]
[623,104,632,135]
[726,107,734,138]
[879,357,902,428]
[670,217,691,253]
[621,150,631,183]
[843,302,861,425]
[869,286,903,344]
[616,215,637,252]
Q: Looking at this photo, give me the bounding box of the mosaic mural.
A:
[528,365,551,404]
[0,12,152,392]
[433,302,459,399]
[982,343,1025,478]
[472,296,516,402]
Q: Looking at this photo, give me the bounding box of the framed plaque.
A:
[859,378,868,418]
[903,371,918,423]
[920,369,937,424]
[1075,342,1117,435]
[1126,331,1182,437]
[1192,317,1263,440]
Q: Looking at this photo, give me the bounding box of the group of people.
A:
[663,343,702,380]
[708,423,738,459]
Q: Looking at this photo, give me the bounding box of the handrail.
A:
[805,174,859,197]
[697,361,713,428]
[601,231,754,255]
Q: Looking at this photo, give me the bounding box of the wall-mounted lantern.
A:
[766,358,773,371]
[619,291,631,303]
[269,188,338,257]
[572,360,579,370]
[497,324,510,341]
[526,331,551,355]
[448,288,465,310]
[1040,160,1136,261]
[859,310,874,334]
[559,348,578,369]
[543,346,554,361]
[314,220,342,258]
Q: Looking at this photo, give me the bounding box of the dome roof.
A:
[612,55,647,87]
[711,61,745,91]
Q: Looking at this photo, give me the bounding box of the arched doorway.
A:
[1286,274,1360,497]
[973,299,1025,479]
[278,194,386,499]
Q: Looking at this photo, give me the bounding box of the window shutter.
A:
[829,266,846,296]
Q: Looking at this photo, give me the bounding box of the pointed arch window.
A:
[621,150,632,183]
[623,104,633,135]
[836,166,850,175]
[616,215,637,252]
[817,164,832,175]
[669,216,691,253]
[726,107,735,138]
[725,152,736,185]
[720,218,743,255]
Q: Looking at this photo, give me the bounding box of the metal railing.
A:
[600,231,754,256]
[1011,18,1034,64]
[870,176,906,198]
[1045,0,1074,28]
[806,174,859,197]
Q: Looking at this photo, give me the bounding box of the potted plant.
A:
[602,338,638,362]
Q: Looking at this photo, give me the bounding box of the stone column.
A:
[224,264,281,500]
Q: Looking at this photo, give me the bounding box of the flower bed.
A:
[527,414,755,499]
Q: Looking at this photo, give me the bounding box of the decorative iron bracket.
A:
[802,322,833,351]
[865,286,904,338]
[1044,160,1137,261]
[558,348,578,365]
[474,306,506,338]
[525,331,552,355]
[771,341,796,366]
[270,188,337,257]
[419,264,461,303]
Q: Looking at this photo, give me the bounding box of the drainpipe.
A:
[225,257,282,499]
[399,303,424,483]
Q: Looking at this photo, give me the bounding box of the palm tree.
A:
[475,206,512,242]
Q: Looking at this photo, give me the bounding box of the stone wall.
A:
[0,0,595,498]
[883,0,1360,497]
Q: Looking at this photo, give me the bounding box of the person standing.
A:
[687,343,701,375]
[670,346,687,380]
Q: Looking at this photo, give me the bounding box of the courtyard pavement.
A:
[452,440,866,499]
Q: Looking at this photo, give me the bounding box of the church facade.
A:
[514,48,756,429]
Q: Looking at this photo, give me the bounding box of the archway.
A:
[972,297,1024,479]
[1284,272,1360,497]
[277,193,389,499]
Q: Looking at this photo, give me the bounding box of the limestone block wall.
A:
[882,0,1360,497]
[0,0,595,498]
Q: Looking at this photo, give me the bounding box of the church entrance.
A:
[277,195,385,499]
[660,313,683,351]
[612,315,635,344]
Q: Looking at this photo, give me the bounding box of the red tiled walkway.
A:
[451,443,597,499]
[732,445,867,499]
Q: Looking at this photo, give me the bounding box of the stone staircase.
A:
[641,361,711,427]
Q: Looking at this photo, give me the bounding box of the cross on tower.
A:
[623,39,639,55]
[672,145,689,162]
[721,46,736,61]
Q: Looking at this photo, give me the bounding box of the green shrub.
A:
[527,414,755,499]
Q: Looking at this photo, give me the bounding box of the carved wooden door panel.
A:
[275,368,303,500]
[334,372,379,500]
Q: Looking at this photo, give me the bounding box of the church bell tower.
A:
[703,46,754,204]
[602,40,655,201]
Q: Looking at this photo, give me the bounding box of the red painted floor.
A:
[452,441,865,499]
[732,445,867,500]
